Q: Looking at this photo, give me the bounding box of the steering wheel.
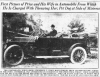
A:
[39,33,47,37]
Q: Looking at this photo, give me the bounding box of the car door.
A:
[49,37,63,55]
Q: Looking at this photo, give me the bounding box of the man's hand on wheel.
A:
[34,36,39,40]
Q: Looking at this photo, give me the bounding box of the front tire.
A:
[70,47,87,64]
[4,45,24,66]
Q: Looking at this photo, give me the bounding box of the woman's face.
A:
[51,27,54,30]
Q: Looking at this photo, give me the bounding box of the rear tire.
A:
[70,47,87,64]
[4,45,24,66]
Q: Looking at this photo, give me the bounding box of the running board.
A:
[35,56,69,59]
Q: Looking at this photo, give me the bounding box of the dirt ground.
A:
[3,50,98,69]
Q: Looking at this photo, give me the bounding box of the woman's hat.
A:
[51,24,55,27]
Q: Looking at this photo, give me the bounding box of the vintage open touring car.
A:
[3,33,90,66]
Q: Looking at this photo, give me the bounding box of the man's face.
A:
[51,27,54,30]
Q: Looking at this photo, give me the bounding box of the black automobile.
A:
[3,33,90,65]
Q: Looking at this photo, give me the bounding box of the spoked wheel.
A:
[4,45,24,66]
[70,47,87,64]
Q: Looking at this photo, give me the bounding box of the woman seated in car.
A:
[45,24,57,36]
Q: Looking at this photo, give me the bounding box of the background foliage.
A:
[68,20,84,34]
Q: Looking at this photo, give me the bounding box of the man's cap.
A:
[51,24,55,27]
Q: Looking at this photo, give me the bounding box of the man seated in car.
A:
[45,24,57,36]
